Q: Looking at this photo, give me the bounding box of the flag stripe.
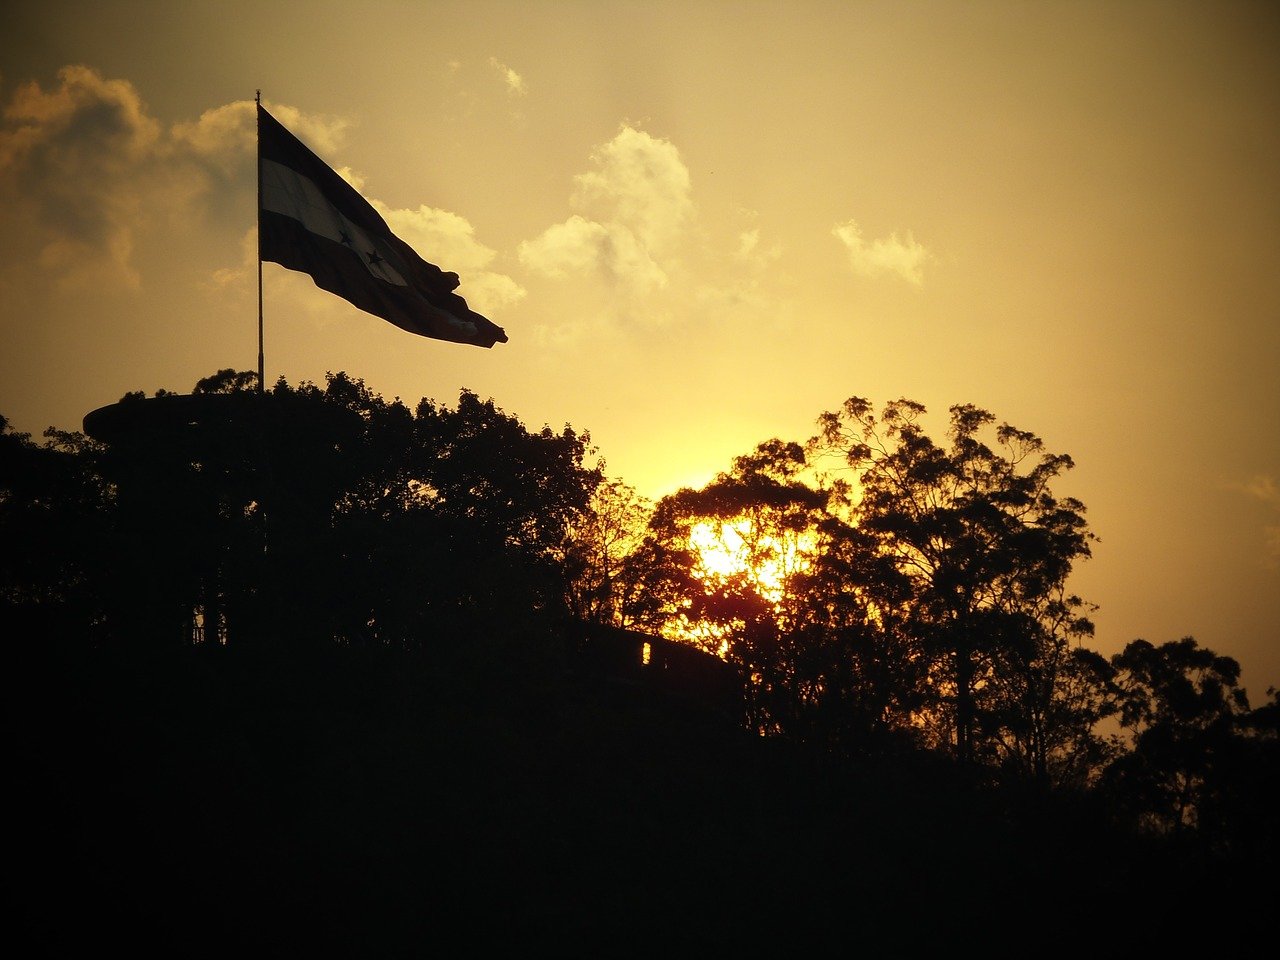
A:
[262,159,408,287]
[257,105,507,348]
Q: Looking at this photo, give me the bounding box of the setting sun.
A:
[687,519,812,602]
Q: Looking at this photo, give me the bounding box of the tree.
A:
[625,438,924,752]
[269,375,603,649]
[41,369,602,655]
[777,507,931,756]
[1103,637,1254,842]
[631,441,826,733]
[0,415,114,653]
[810,397,1100,777]
[557,478,652,628]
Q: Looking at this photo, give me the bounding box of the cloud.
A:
[378,202,526,313]
[0,68,274,290]
[733,221,782,269]
[0,66,517,312]
[1240,475,1280,506]
[1229,475,1280,568]
[169,101,255,173]
[736,229,764,261]
[171,99,350,173]
[519,124,691,299]
[693,223,785,314]
[572,125,692,253]
[832,219,930,285]
[205,227,259,292]
[488,58,527,97]
[518,215,667,294]
[0,65,165,289]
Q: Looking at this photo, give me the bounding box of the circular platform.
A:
[82,392,362,447]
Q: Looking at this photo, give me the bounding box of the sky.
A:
[2,0,1278,696]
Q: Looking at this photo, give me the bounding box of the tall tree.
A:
[811,397,1098,774]
[1104,637,1254,842]
[635,441,825,733]
[628,438,922,750]
[557,478,652,628]
[274,375,604,648]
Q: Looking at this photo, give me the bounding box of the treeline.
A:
[3,370,1277,866]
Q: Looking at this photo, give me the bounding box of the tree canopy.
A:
[4,373,1276,883]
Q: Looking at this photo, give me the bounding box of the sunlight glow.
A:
[688,520,812,602]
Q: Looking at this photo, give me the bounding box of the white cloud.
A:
[572,125,692,254]
[169,101,255,173]
[519,124,691,300]
[734,225,781,268]
[832,218,930,286]
[488,57,527,97]
[0,70,258,289]
[736,228,762,260]
[518,215,667,294]
[379,202,526,313]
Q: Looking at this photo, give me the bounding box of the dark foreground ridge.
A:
[12,636,1268,956]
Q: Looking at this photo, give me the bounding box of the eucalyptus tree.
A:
[627,438,923,750]
[625,440,825,733]
[810,397,1101,775]
[557,478,653,628]
[1103,637,1254,841]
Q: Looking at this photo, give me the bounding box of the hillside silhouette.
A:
[6,370,1276,953]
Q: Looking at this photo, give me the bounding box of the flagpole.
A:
[256,90,265,396]
[254,93,272,578]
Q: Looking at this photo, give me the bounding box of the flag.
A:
[257,105,507,348]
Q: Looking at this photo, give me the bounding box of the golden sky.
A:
[2,0,1278,694]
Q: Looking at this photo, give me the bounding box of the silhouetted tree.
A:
[238,374,604,650]
[782,510,931,757]
[1103,637,1253,843]
[405,388,602,639]
[89,376,273,647]
[633,441,825,732]
[41,369,602,655]
[624,439,925,753]
[1233,686,1280,862]
[557,478,652,627]
[811,397,1098,775]
[0,416,113,651]
[12,369,1280,955]
[194,369,261,395]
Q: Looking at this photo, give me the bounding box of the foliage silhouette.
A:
[49,370,602,654]
[5,376,1278,952]
[0,414,113,649]
[1102,637,1271,849]
[810,396,1102,779]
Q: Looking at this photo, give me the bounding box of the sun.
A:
[689,520,749,578]
[663,520,817,658]
[688,519,807,601]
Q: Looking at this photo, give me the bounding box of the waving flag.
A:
[257,105,507,348]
